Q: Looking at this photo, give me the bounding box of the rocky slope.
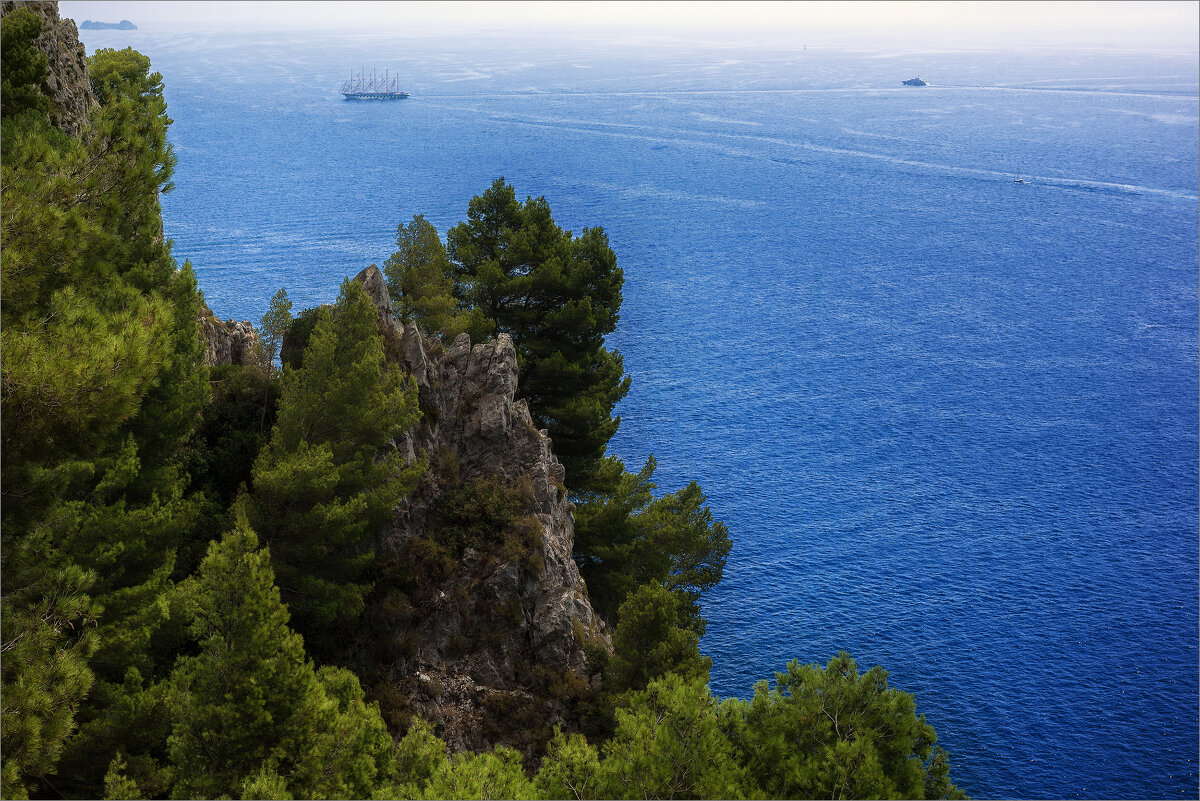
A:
[2,0,96,137]
[197,303,261,367]
[202,267,606,752]
[351,265,607,754]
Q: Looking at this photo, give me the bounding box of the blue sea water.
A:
[78,27,1200,799]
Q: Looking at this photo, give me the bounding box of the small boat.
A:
[902,76,927,87]
[1014,179,1025,183]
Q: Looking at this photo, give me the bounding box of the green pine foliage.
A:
[635,478,731,633]
[1,32,206,797]
[445,177,631,496]
[248,279,422,645]
[380,718,447,796]
[530,660,966,801]
[411,746,538,800]
[177,362,280,565]
[574,455,731,629]
[167,517,316,798]
[604,583,713,696]
[0,7,51,119]
[721,653,967,800]
[600,674,746,800]
[167,514,394,799]
[533,728,605,800]
[0,539,99,799]
[238,766,293,801]
[172,348,284,594]
[259,286,294,368]
[377,718,540,800]
[383,214,475,339]
[368,656,967,801]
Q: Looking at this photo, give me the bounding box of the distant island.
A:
[79,19,137,30]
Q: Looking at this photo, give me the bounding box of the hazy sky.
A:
[59,1,1200,51]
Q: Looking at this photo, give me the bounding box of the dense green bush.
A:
[248,280,422,650]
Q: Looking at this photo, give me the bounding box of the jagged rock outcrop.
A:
[206,265,607,754]
[350,265,608,755]
[355,263,394,319]
[1,1,97,137]
[392,326,601,665]
[197,303,261,367]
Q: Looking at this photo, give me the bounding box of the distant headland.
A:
[79,19,137,30]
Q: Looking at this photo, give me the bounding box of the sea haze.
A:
[76,27,1200,800]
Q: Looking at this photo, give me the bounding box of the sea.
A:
[76,25,1200,800]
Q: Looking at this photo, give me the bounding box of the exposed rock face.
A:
[198,266,607,754]
[197,303,261,367]
[2,1,98,137]
[351,267,608,755]
[354,263,393,320]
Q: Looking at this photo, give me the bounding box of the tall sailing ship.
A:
[340,68,409,100]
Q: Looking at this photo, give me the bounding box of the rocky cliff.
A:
[349,265,608,754]
[197,303,261,367]
[2,0,97,137]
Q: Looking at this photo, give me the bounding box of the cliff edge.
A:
[2,0,96,136]
[348,265,607,753]
[204,267,606,752]
[197,302,261,367]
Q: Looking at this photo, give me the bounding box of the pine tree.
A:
[1,31,207,796]
[383,214,472,339]
[599,674,746,799]
[534,727,604,801]
[446,178,630,495]
[168,512,393,800]
[720,652,966,799]
[0,7,50,120]
[0,537,98,799]
[382,717,447,797]
[410,747,537,800]
[167,517,312,798]
[249,279,421,645]
[574,456,731,629]
[259,286,294,369]
[604,583,712,696]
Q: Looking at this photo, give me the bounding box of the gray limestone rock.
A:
[353,264,395,324]
[348,269,610,755]
[197,303,262,367]
[190,267,609,756]
[2,1,98,138]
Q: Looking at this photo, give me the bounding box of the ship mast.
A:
[340,65,407,98]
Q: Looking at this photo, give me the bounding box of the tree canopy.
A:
[721,653,967,800]
[167,516,394,800]
[392,178,632,497]
[1,34,205,797]
[248,279,421,644]
[385,184,730,638]
[0,7,50,119]
[383,214,476,340]
[604,583,712,696]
